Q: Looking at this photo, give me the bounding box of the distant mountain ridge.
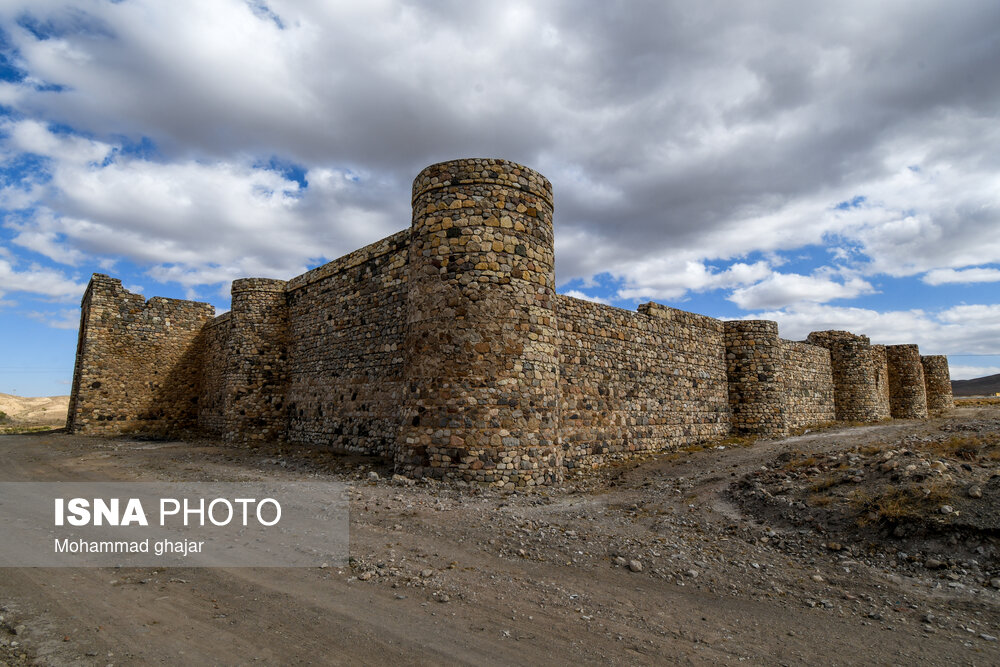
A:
[951,373,1000,396]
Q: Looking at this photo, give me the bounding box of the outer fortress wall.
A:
[395,159,562,486]
[806,331,891,422]
[283,231,409,457]
[67,158,950,484]
[782,340,836,430]
[226,279,289,443]
[66,274,214,434]
[921,355,954,411]
[198,312,232,436]
[724,321,787,436]
[557,299,730,470]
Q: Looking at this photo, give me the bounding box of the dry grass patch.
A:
[852,480,954,527]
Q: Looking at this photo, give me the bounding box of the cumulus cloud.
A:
[615,260,772,301]
[923,267,1000,285]
[0,259,85,301]
[728,273,874,309]
[562,290,610,306]
[741,302,998,357]
[0,0,997,357]
[1,120,401,289]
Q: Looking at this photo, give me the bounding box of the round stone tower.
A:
[921,355,954,411]
[886,344,929,419]
[227,278,288,444]
[806,331,889,422]
[724,320,787,436]
[396,158,561,487]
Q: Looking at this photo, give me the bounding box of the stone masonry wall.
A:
[806,331,890,422]
[871,345,891,419]
[284,231,409,457]
[226,279,289,444]
[67,274,214,435]
[557,298,730,470]
[782,340,836,431]
[68,158,946,485]
[197,312,232,436]
[395,159,562,488]
[921,355,954,411]
[725,321,787,436]
[886,344,929,419]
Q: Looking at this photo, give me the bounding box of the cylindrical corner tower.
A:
[227,278,289,444]
[396,158,561,487]
[806,331,889,422]
[724,320,787,437]
[921,355,954,411]
[886,344,928,418]
[871,344,891,417]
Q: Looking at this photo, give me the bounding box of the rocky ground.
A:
[2,404,1000,664]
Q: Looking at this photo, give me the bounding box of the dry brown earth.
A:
[0,394,69,429]
[2,407,1000,665]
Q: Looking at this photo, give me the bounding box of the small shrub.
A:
[0,410,9,424]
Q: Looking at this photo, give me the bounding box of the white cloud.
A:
[615,259,772,302]
[0,0,996,332]
[728,273,874,309]
[923,267,1000,285]
[0,259,85,301]
[2,121,400,288]
[26,308,79,329]
[562,290,610,305]
[742,302,998,357]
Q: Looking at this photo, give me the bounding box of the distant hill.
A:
[951,373,1000,397]
[0,393,69,426]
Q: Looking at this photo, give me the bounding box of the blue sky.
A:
[1,0,999,396]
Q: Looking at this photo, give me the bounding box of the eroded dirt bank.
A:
[2,407,1000,665]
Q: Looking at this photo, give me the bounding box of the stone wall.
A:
[197,312,232,436]
[921,355,954,411]
[782,340,836,431]
[806,331,891,422]
[725,321,787,436]
[68,158,947,485]
[886,344,929,419]
[557,298,730,470]
[871,345,891,419]
[67,274,214,435]
[395,159,562,487]
[284,231,409,457]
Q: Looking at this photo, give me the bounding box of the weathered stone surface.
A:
[921,355,954,411]
[806,331,892,422]
[886,344,929,419]
[66,274,214,435]
[67,158,945,484]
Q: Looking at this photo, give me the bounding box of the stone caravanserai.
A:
[67,158,954,488]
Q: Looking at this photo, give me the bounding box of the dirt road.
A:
[2,409,1000,665]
